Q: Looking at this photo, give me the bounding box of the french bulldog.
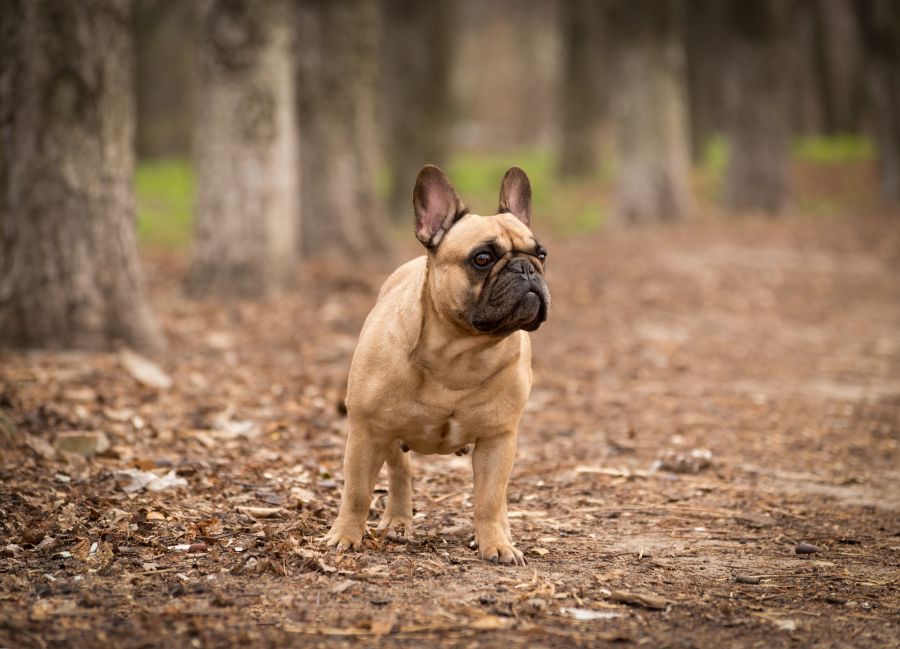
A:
[323,165,550,565]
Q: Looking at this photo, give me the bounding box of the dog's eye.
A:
[472,252,493,268]
[537,248,547,262]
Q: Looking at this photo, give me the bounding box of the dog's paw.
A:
[322,519,365,552]
[377,511,413,538]
[475,526,526,566]
[478,540,526,566]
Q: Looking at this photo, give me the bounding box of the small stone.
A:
[188,543,208,553]
[530,547,550,557]
[55,431,110,457]
[796,542,821,555]
[35,537,59,553]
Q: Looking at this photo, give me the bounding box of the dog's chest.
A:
[404,417,472,455]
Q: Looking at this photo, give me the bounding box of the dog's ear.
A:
[498,167,532,227]
[413,165,467,248]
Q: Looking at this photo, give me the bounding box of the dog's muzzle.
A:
[471,257,550,334]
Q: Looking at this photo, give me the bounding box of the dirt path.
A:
[2,217,899,648]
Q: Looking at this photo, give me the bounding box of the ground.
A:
[1,215,899,648]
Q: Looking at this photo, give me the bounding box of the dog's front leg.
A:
[324,423,387,551]
[471,431,525,565]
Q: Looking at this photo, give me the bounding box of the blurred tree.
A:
[381,0,455,222]
[0,0,162,351]
[297,0,388,258]
[188,0,299,296]
[685,0,726,162]
[790,0,865,136]
[558,0,606,179]
[134,0,195,159]
[452,0,562,150]
[721,0,792,215]
[854,0,900,203]
[605,0,692,223]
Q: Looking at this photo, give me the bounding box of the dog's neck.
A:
[409,264,521,390]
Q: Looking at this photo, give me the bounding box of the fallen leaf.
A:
[330,579,356,594]
[236,506,285,519]
[120,349,172,390]
[610,590,669,609]
[796,542,821,554]
[561,607,622,621]
[369,610,397,637]
[116,469,186,493]
[650,448,713,475]
[103,407,134,422]
[25,434,56,460]
[62,387,96,402]
[55,431,110,457]
[470,615,510,630]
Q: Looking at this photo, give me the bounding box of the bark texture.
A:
[558,0,606,179]
[606,0,692,224]
[790,0,865,136]
[297,0,387,258]
[854,0,900,203]
[381,0,455,221]
[452,0,562,149]
[0,0,162,351]
[189,0,299,297]
[135,0,196,159]
[685,0,727,162]
[722,0,792,215]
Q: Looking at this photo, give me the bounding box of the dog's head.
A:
[413,165,550,336]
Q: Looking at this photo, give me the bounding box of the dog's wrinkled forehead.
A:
[438,213,536,260]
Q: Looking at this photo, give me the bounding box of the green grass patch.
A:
[793,135,874,163]
[136,158,194,249]
[447,148,607,235]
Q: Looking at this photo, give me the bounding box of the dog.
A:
[323,165,550,565]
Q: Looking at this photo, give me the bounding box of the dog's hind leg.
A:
[377,439,414,537]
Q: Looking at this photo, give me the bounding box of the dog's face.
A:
[413,165,550,336]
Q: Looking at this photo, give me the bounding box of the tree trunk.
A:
[381,0,455,221]
[134,0,195,159]
[854,0,900,203]
[789,0,866,137]
[297,0,388,258]
[558,0,606,179]
[685,0,727,162]
[188,0,299,297]
[817,0,866,134]
[0,0,162,352]
[606,0,692,224]
[721,0,792,215]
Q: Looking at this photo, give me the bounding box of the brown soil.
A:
[2,216,899,648]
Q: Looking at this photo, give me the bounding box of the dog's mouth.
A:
[471,287,549,335]
[521,291,548,332]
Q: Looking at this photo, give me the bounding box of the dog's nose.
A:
[508,257,536,279]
